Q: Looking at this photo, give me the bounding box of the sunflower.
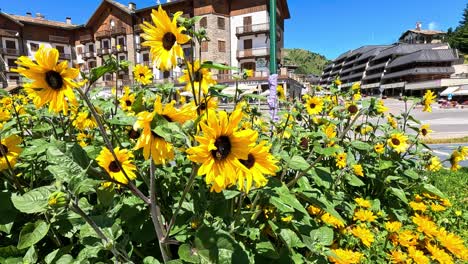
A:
[140,6,190,71]
[385,221,402,233]
[237,141,279,193]
[426,243,454,264]
[0,135,23,171]
[329,249,363,264]
[376,99,389,114]
[334,79,342,86]
[276,85,286,100]
[321,213,345,228]
[154,96,194,124]
[305,96,324,115]
[426,156,442,172]
[13,45,80,114]
[179,60,216,96]
[133,64,153,85]
[119,87,136,112]
[96,147,136,185]
[186,109,257,192]
[354,198,371,208]
[412,214,438,237]
[72,111,97,131]
[387,133,408,153]
[350,225,374,247]
[419,124,432,137]
[335,152,347,169]
[133,108,175,165]
[353,209,377,222]
[450,150,463,171]
[388,250,407,264]
[352,164,364,177]
[408,247,430,264]
[196,96,218,115]
[423,90,437,112]
[346,102,359,115]
[386,115,398,129]
[374,143,385,154]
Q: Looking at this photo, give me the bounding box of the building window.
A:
[183,47,192,60]
[88,60,96,68]
[217,17,225,30]
[142,53,150,62]
[218,40,225,52]
[5,40,17,49]
[117,36,125,46]
[102,39,110,49]
[243,39,253,50]
[119,55,126,61]
[7,58,16,68]
[55,45,65,54]
[77,46,83,54]
[88,44,95,52]
[104,73,113,81]
[201,41,208,52]
[30,43,39,51]
[200,17,207,28]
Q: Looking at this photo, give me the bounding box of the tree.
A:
[283,49,330,75]
[448,4,468,53]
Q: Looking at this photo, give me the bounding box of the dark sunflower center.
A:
[162,32,177,51]
[391,138,400,146]
[151,131,163,139]
[108,161,120,172]
[348,105,358,114]
[310,103,316,109]
[211,136,231,160]
[277,91,282,97]
[45,70,64,90]
[240,153,255,169]
[194,71,203,82]
[125,100,132,106]
[139,73,145,78]
[421,129,427,136]
[199,103,207,111]
[300,137,309,149]
[128,129,140,139]
[162,115,173,122]
[0,144,8,157]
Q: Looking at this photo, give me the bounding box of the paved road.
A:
[384,99,468,139]
[427,143,468,167]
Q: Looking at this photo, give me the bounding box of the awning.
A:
[381,82,405,89]
[361,83,380,89]
[222,84,260,96]
[453,85,468,96]
[440,86,460,96]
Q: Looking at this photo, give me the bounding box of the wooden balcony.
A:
[135,43,149,51]
[133,24,143,33]
[82,51,95,60]
[59,53,72,60]
[95,30,110,40]
[49,35,70,44]
[110,27,127,36]
[0,48,21,56]
[0,29,20,38]
[112,45,127,54]
[96,48,111,56]
[236,23,269,37]
[79,34,93,43]
[141,61,152,67]
[236,47,269,59]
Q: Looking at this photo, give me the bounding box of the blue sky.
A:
[2,0,466,59]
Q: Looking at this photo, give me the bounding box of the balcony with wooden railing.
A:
[49,35,70,44]
[236,47,269,59]
[236,23,269,37]
[0,48,21,56]
[141,61,152,67]
[95,30,110,40]
[111,27,127,36]
[79,34,93,43]
[59,53,72,60]
[82,51,95,60]
[112,45,127,54]
[96,48,111,56]
[0,29,20,38]
[136,43,149,51]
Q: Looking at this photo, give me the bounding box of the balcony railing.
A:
[141,61,152,67]
[79,34,93,43]
[59,53,72,60]
[82,51,95,59]
[0,48,21,56]
[236,23,269,36]
[236,48,269,59]
[95,30,110,39]
[0,29,20,38]
[49,35,70,43]
[96,48,111,56]
[112,45,127,54]
[111,27,127,36]
[136,43,149,51]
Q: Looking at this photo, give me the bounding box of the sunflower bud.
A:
[48,191,69,208]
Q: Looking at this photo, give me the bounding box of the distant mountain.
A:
[283,48,331,75]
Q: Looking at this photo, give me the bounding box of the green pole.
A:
[269,0,277,74]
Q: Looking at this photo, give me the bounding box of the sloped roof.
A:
[85,0,133,27]
[9,14,78,29]
[399,29,446,40]
[373,43,446,60]
[382,67,455,79]
[387,49,458,69]
[0,12,24,26]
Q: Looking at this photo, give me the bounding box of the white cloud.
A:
[428,22,438,30]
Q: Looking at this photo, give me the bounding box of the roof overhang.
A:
[0,12,24,27]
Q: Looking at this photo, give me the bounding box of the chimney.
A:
[416,22,422,31]
[36,13,44,19]
[128,2,136,10]
[26,12,32,17]
[66,17,72,24]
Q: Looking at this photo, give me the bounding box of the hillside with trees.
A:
[447,3,468,55]
[283,48,330,75]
